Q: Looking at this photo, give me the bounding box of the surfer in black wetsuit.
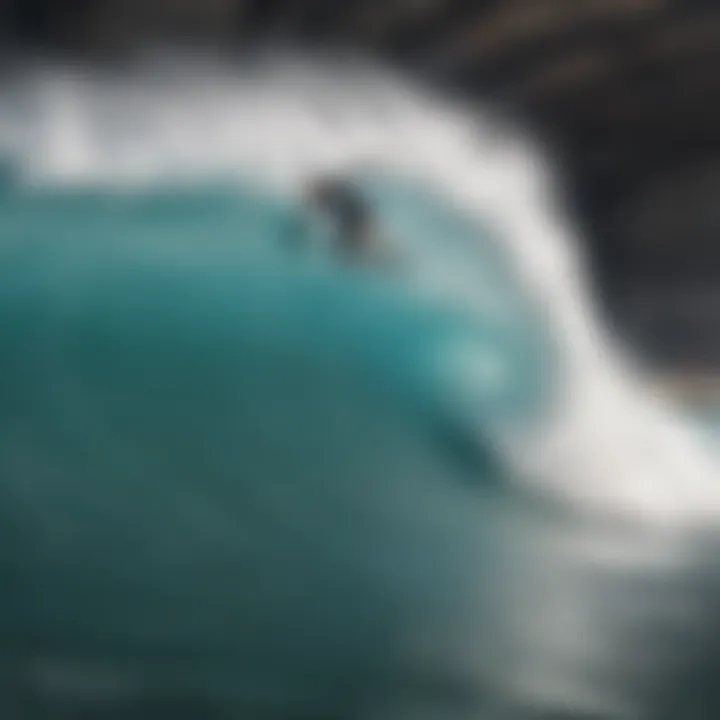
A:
[302,176,403,269]
[306,177,374,262]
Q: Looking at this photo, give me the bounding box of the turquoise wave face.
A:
[0,170,557,715]
[0,171,555,436]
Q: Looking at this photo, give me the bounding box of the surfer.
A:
[305,177,401,268]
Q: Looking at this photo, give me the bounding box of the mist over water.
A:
[1,52,720,718]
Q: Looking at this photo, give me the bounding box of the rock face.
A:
[4,0,240,51]
[615,162,720,366]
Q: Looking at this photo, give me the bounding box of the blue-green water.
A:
[0,167,558,717]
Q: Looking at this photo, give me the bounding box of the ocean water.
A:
[0,53,719,719]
